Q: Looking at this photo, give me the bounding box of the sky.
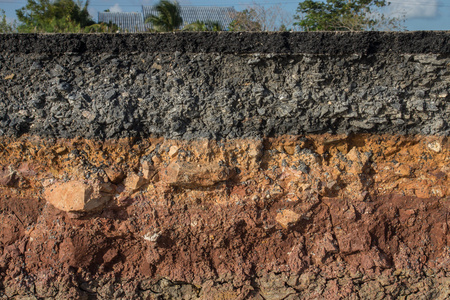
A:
[1,0,449,31]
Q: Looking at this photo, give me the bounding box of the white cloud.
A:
[109,4,123,13]
[389,0,439,19]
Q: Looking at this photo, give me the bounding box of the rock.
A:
[124,172,147,191]
[141,161,157,180]
[81,110,96,122]
[104,166,125,184]
[44,180,113,213]
[160,161,230,188]
[151,63,162,70]
[395,164,411,177]
[283,144,296,155]
[104,90,117,101]
[0,168,19,187]
[168,146,179,157]
[276,209,301,228]
[427,140,442,153]
[346,147,370,175]
[143,231,161,242]
[55,147,67,154]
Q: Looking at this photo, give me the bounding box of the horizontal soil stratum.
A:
[0,32,450,299]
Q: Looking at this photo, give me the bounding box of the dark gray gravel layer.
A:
[0,33,449,139]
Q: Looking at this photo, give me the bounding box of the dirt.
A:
[0,134,449,299]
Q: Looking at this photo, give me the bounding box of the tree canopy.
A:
[228,9,262,32]
[145,0,183,32]
[16,0,95,33]
[1,9,17,33]
[294,0,403,31]
[229,3,294,32]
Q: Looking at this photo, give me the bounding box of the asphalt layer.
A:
[1,31,449,55]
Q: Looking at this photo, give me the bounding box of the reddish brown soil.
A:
[0,134,449,299]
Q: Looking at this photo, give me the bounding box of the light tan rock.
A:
[55,147,67,154]
[168,146,179,158]
[160,161,230,188]
[346,147,370,175]
[124,172,147,191]
[394,164,411,177]
[151,155,162,166]
[141,161,157,180]
[276,209,301,228]
[44,181,112,213]
[427,141,442,153]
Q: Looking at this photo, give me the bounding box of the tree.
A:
[183,20,222,32]
[229,2,294,32]
[1,9,17,33]
[145,0,183,32]
[16,0,95,33]
[293,0,404,31]
[228,9,261,31]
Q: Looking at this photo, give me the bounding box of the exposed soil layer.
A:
[1,134,449,299]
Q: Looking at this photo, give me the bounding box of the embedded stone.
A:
[427,141,442,153]
[160,161,230,188]
[44,181,113,213]
[168,146,179,157]
[276,209,301,228]
[346,147,370,175]
[104,166,125,184]
[124,172,147,191]
[141,160,157,180]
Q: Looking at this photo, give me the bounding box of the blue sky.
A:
[1,0,449,31]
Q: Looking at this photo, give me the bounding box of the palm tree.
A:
[145,0,183,32]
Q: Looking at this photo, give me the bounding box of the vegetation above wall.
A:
[1,0,407,33]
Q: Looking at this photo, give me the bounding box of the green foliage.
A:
[228,9,262,31]
[84,22,119,33]
[16,0,95,33]
[145,0,183,32]
[183,20,222,32]
[0,9,17,33]
[294,0,402,31]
